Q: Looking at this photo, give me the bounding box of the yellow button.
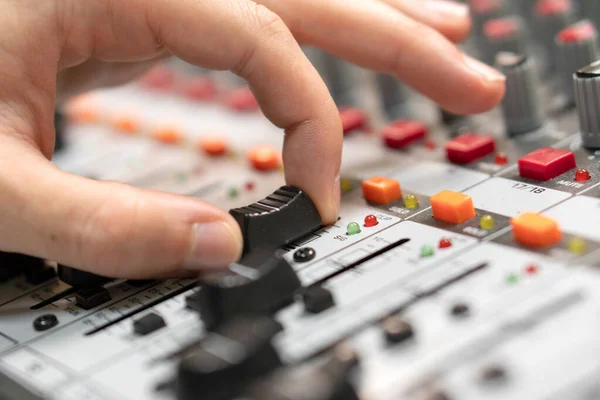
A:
[361,177,402,204]
[430,190,476,224]
[511,212,561,247]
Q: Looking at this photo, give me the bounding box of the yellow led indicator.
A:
[340,178,354,193]
[404,194,419,209]
[568,237,587,255]
[480,215,496,230]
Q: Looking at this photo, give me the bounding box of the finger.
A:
[0,135,243,279]
[378,0,472,43]
[257,0,505,115]
[59,0,342,224]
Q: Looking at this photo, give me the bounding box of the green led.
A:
[480,215,496,230]
[346,222,361,235]
[228,188,239,199]
[420,245,434,258]
[506,273,518,285]
[568,237,587,255]
[404,194,419,209]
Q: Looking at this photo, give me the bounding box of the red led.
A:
[226,87,259,111]
[425,139,437,150]
[245,181,255,191]
[383,120,428,149]
[525,264,539,275]
[575,168,591,182]
[364,214,378,227]
[439,238,452,249]
[445,133,496,164]
[339,108,367,135]
[495,152,508,165]
[535,0,572,17]
[484,18,519,40]
[518,148,576,181]
[558,21,596,43]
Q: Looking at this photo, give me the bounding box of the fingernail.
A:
[185,221,242,270]
[463,55,506,82]
[423,0,469,19]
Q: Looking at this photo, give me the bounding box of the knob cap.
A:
[482,17,529,64]
[229,186,321,255]
[495,53,544,135]
[176,317,282,400]
[319,53,356,106]
[375,74,411,119]
[191,249,302,330]
[556,21,599,104]
[57,265,112,287]
[574,60,600,148]
[533,0,577,69]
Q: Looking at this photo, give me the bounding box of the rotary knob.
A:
[318,52,357,106]
[495,53,544,135]
[375,73,411,119]
[556,21,599,104]
[481,17,529,64]
[574,60,600,149]
[468,0,509,37]
[533,0,577,70]
[582,0,600,27]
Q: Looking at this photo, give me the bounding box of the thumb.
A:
[0,136,243,279]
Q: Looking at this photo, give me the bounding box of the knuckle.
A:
[249,3,289,41]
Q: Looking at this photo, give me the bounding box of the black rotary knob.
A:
[556,20,599,105]
[574,60,600,149]
[176,317,282,400]
[495,53,544,135]
[191,249,302,330]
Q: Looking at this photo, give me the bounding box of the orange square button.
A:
[430,190,476,224]
[511,212,561,247]
[361,176,402,204]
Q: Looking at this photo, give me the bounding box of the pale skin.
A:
[0,0,505,279]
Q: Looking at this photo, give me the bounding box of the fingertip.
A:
[184,217,243,272]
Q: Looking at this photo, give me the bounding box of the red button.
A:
[383,120,428,149]
[339,108,367,134]
[445,133,495,164]
[558,21,596,43]
[535,0,572,16]
[484,18,519,40]
[518,148,576,181]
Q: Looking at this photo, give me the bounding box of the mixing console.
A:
[3,0,600,399]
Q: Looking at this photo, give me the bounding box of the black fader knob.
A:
[176,317,282,400]
[229,185,321,255]
[0,252,48,283]
[192,249,302,330]
[244,346,360,400]
[376,73,411,120]
[495,53,544,135]
[57,264,113,287]
[481,17,529,64]
[574,61,600,149]
[556,21,599,104]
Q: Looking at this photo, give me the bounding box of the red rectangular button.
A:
[518,148,576,181]
[445,133,495,164]
[383,120,428,149]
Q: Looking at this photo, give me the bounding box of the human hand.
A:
[1,0,504,279]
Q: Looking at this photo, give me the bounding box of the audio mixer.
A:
[3,0,600,399]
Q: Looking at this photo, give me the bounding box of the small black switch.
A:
[33,314,59,331]
[480,364,507,383]
[192,250,302,330]
[450,302,470,318]
[230,185,321,254]
[184,291,203,313]
[133,313,166,335]
[75,287,112,310]
[58,265,112,287]
[303,286,335,314]
[127,280,156,287]
[381,315,414,344]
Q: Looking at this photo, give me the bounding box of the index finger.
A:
[69,0,343,224]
